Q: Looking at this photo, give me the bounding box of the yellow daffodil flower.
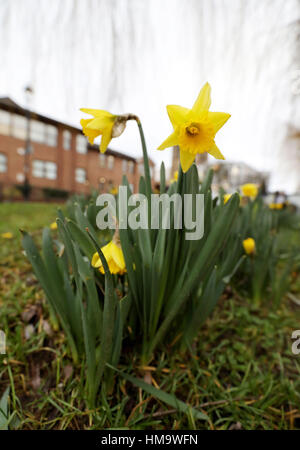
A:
[92,240,126,275]
[269,203,283,210]
[110,186,118,196]
[223,193,232,204]
[1,232,13,239]
[243,237,256,255]
[50,222,58,230]
[241,183,258,199]
[158,82,230,172]
[80,108,129,153]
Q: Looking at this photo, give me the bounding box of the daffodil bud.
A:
[243,237,256,255]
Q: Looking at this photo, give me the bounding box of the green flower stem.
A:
[135,117,152,200]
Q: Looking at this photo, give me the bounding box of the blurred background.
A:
[0,0,299,200]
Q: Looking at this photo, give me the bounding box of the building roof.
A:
[0,97,137,162]
[0,97,22,109]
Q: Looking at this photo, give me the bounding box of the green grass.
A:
[0,202,300,430]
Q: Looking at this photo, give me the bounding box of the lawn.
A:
[0,202,300,429]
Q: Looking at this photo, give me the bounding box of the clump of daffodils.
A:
[243,237,256,255]
[158,82,230,172]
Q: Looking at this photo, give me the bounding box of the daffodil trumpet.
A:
[89,227,126,276]
[240,183,258,199]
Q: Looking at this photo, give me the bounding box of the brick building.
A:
[0,97,154,200]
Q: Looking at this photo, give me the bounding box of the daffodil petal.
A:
[81,120,102,145]
[86,116,114,130]
[157,131,179,150]
[207,112,231,133]
[166,105,190,129]
[100,129,112,153]
[208,143,225,160]
[80,118,93,128]
[91,252,101,268]
[101,241,114,258]
[180,150,196,173]
[111,243,126,270]
[192,82,211,113]
[108,259,120,274]
[80,108,114,118]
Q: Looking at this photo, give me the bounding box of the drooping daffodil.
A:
[50,222,58,230]
[80,109,134,154]
[158,82,230,172]
[91,238,126,275]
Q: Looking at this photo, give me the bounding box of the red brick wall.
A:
[0,126,142,198]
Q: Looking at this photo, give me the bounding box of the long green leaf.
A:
[108,365,208,421]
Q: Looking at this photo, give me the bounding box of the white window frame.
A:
[63,130,72,150]
[122,159,127,172]
[138,163,144,175]
[45,124,58,147]
[75,168,86,184]
[0,110,11,135]
[128,161,134,174]
[30,119,45,144]
[12,114,27,140]
[99,153,106,168]
[0,153,7,173]
[76,135,87,154]
[107,155,114,170]
[32,160,57,180]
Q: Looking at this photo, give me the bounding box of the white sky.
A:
[0,0,299,191]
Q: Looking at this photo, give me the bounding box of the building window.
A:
[63,130,72,150]
[122,159,127,172]
[30,119,45,143]
[12,114,27,140]
[45,124,58,147]
[75,168,86,184]
[138,163,144,175]
[16,173,25,182]
[128,161,134,174]
[32,160,57,179]
[0,153,7,173]
[107,155,114,170]
[0,110,11,135]
[99,153,106,168]
[76,135,87,154]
